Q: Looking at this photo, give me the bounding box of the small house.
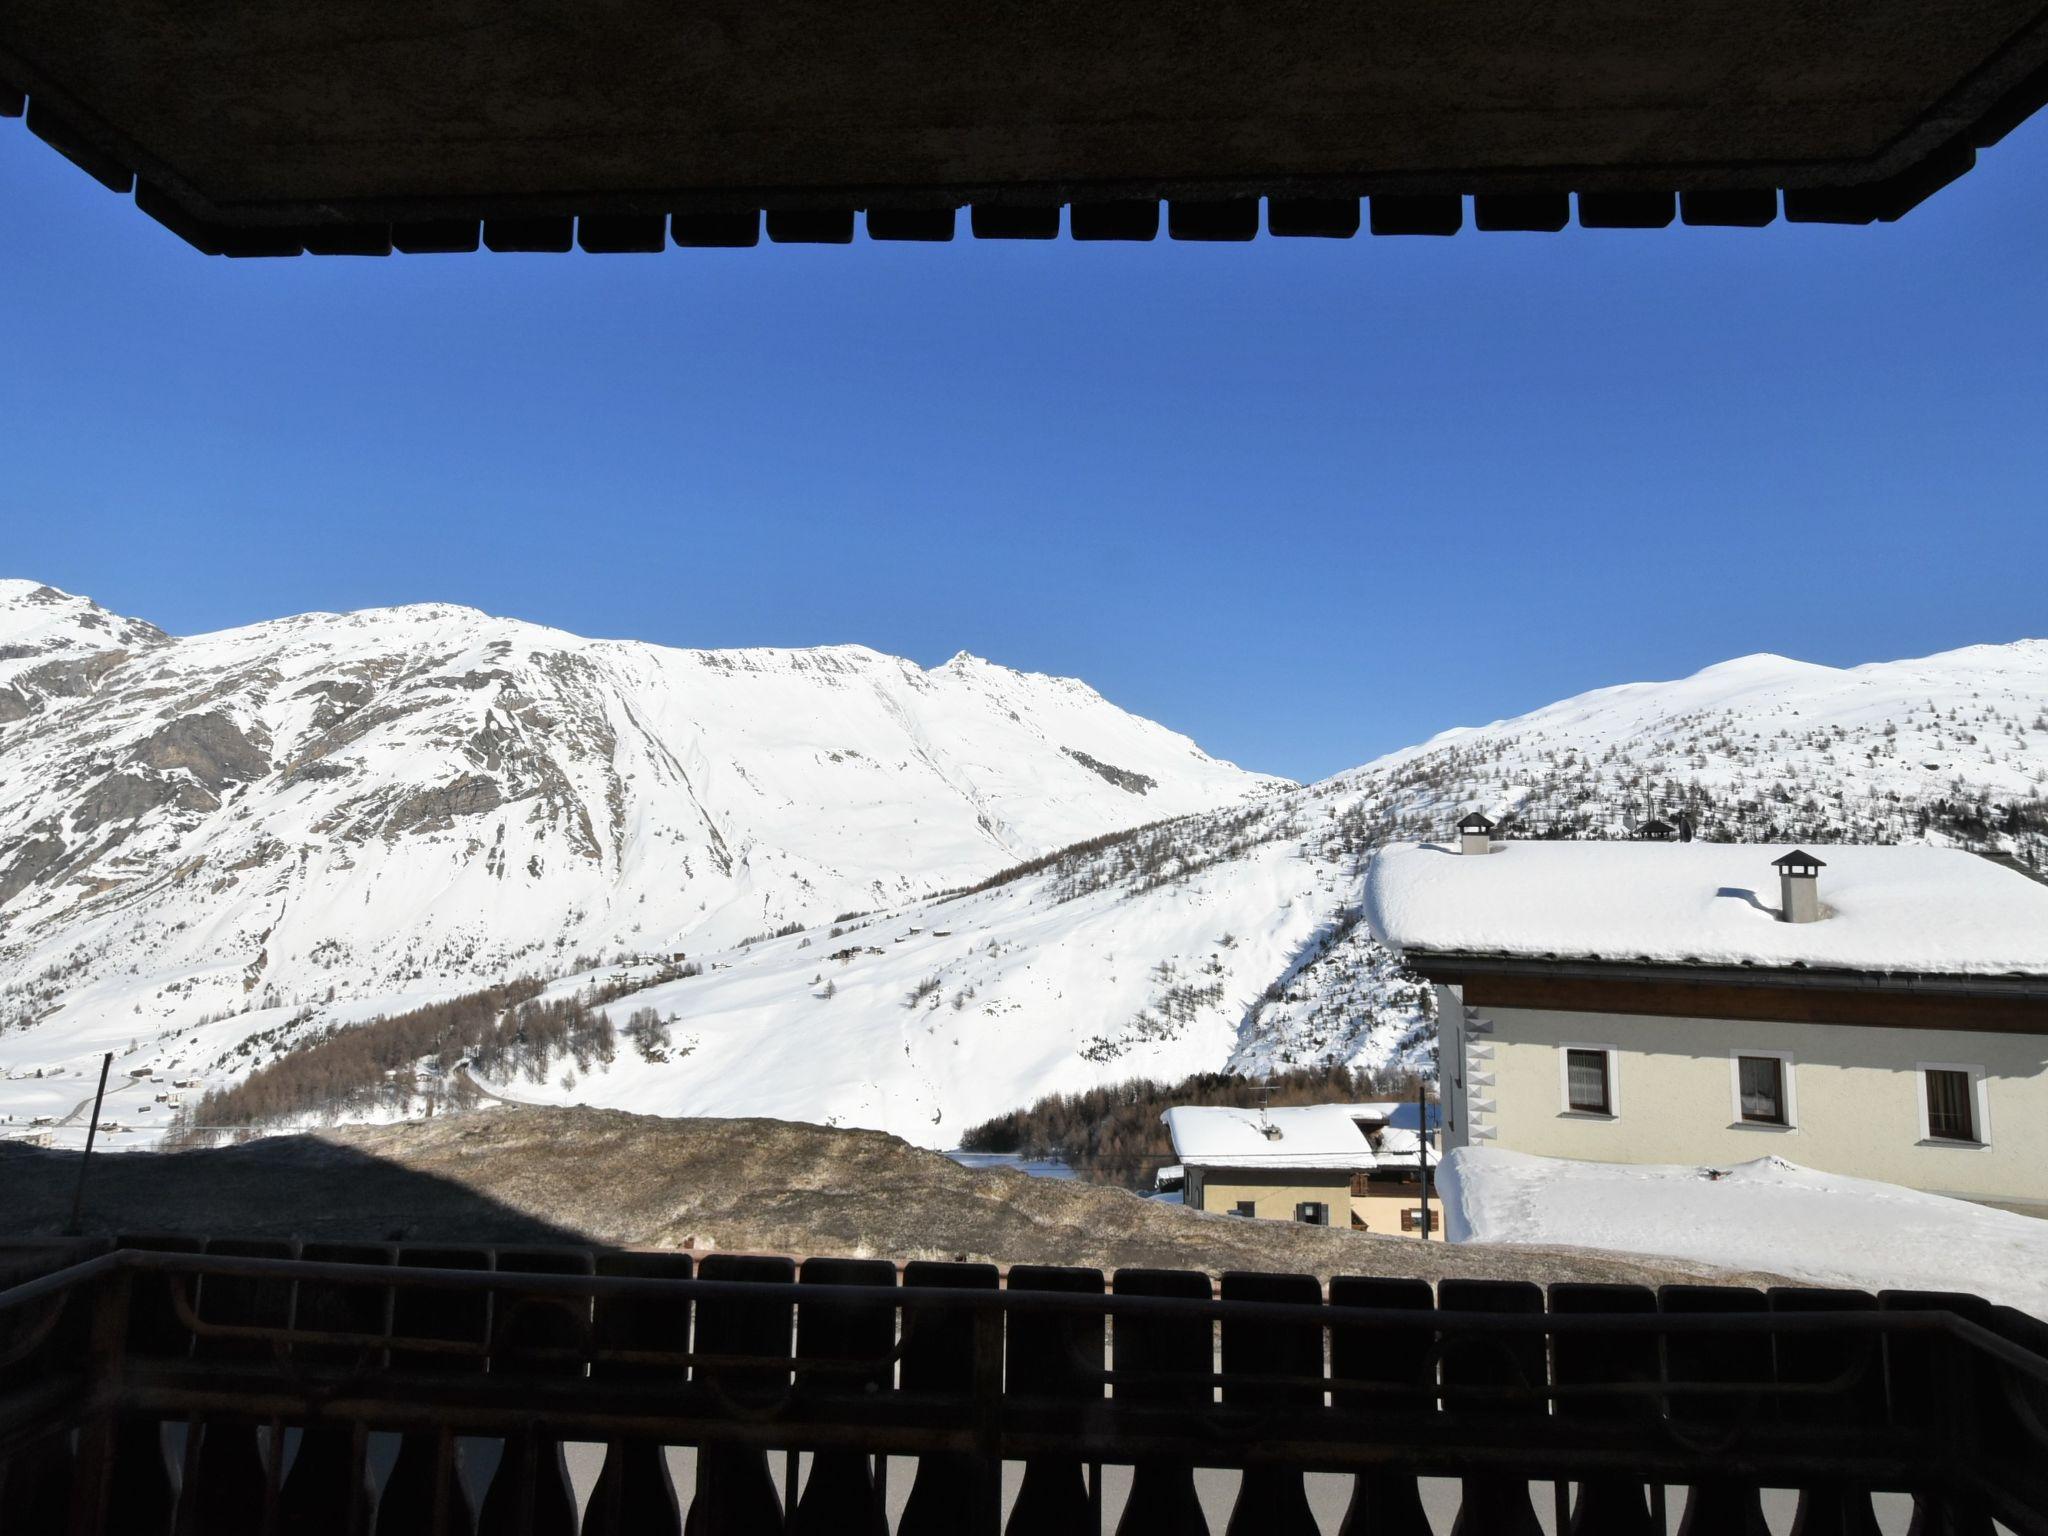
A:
[1365,840,2048,1210]
[1160,1102,1441,1236]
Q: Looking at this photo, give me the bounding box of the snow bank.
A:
[1439,1146,2048,1318]
[1367,840,2048,975]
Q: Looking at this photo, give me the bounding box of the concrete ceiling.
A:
[4,2,2046,255]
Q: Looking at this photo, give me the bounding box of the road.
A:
[455,1066,539,1107]
[55,1066,134,1126]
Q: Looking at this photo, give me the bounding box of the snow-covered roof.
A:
[1160,1102,1439,1170]
[1365,841,2048,977]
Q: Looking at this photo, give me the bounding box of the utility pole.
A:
[1416,1080,1432,1240]
[66,1051,114,1236]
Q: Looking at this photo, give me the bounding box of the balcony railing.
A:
[1,1236,2044,1534]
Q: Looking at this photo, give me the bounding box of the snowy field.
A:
[458,829,1418,1149]
[1438,1147,2048,1318]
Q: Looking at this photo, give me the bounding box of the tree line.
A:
[175,978,630,1134]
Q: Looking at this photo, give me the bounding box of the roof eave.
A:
[1397,949,2048,999]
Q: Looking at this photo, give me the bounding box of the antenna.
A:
[1254,1071,1282,1140]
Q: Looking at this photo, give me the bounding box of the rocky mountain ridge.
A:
[0,581,1274,1053]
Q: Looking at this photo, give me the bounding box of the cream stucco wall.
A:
[1351,1189,1444,1240]
[1188,1168,1350,1223]
[1474,1004,2048,1206]
[1188,1169,1445,1236]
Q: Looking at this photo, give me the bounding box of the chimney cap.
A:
[1773,849,1827,872]
[1458,811,1496,833]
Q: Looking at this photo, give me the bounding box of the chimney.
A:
[1457,811,1496,856]
[1772,850,1826,923]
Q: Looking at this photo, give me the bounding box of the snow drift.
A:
[1437,1145,2048,1319]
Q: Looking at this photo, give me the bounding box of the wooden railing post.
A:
[683,1255,792,1536]
[102,1236,203,1536]
[1878,1290,1995,1536]
[477,1247,591,1536]
[1660,1286,1770,1536]
[896,1262,1000,1536]
[1975,1304,2048,1534]
[1329,1276,1436,1536]
[64,1261,138,1536]
[0,1242,101,1536]
[278,1241,394,1536]
[1549,1284,1657,1536]
[179,1236,298,1536]
[1003,1265,1104,1536]
[1770,1288,1883,1536]
[1110,1268,1212,1536]
[1439,1278,1545,1536]
[1218,1271,1322,1536]
[377,1246,495,1536]
[586,1251,692,1536]
[787,1257,895,1536]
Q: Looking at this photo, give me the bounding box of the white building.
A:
[1160,1101,1441,1235]
[1364,837,2048,1211]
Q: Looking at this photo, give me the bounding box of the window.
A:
[1565,1048,1611,1114]
[1294,1201,1329,1226]
[1925,1069,1976,1143]
[1737,1055,1788,1125]
[1232,1200,1257,1218]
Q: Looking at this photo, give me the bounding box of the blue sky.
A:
[4,117,2046,784]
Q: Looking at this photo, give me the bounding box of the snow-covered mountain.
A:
[0,580,1275,1116]
[3,575,2043,1153]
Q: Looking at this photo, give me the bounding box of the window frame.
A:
[1558,1043,1619,1118]
[1728,1049,1797,1130]
[1916,1062,1990,1148]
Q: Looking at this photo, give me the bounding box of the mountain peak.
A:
[0,577,168,664]
[0,578,69,604]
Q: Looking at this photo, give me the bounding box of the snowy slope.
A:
[483,835,1334,1141]
[4,587,2044,1153]
[1437,1146,2048,1319]
[0,581,1276,1136]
